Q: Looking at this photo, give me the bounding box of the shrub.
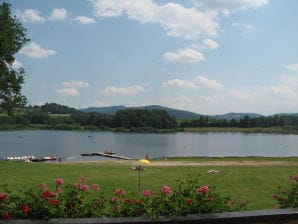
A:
[274,174,298,208]
[0,175,246,220]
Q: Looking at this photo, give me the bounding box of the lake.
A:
[0,130,297,161]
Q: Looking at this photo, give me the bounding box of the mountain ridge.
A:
[80,105,265,120]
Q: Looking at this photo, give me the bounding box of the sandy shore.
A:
[63,159,298,166]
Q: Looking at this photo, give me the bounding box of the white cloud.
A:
[232,22,253,33]
[11,60,23,70]
[163,48,205,63]
[104,85,147,96]
[193,0,268,15]
[56,88,79,96]
[91,0,219,40]
[75,16,96,24]
[163,79,198,90]
[20,42,57,59]
[203,38,219,50]
[163,76,222,91]
[49,8,68,21]
[195,76,223,90]
[16,9,45,23]
[283,63,298,72]
[62,81,90,88]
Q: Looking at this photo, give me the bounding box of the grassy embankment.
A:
[0,158,297,211]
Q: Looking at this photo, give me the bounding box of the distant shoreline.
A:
[1,125,298,134]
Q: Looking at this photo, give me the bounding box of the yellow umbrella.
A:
[138,159,150,164]
[137,159,150,197]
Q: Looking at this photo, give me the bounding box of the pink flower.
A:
[73,183,81,188]
[161,185,172,195]
[196,185,209,193]
[111,197,120,203]
[21,204,30,213]
[81,185,90,191]
[92,184,100,191]
[80,176,87,183]
[39,182,47,190]
[114,188,126,195]
[143,189,153,197]
[55,178,64,186]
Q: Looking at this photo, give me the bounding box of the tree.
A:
[0,2,29,115]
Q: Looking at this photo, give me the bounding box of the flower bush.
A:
[0,175,246,220]
[274,174,298,208]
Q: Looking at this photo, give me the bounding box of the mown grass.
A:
[0,160,297,211]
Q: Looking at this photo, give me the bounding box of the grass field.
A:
[0,159,297,211]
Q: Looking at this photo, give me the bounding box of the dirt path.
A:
[64,160,298,166]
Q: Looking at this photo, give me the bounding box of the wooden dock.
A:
[81,152,132,160]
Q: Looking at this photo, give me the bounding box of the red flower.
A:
[292,175,298,182]
[196,185,209,193]
[92,184,100,191]
[186,198,193,204]
[161,185,172,195]
[80,176,87,183]
[39,182,47,190]
[143,189,153,197]
[50,199,60,206]
[21,204,30,213]
[114,188,126,195]
[55,178,64,186]
[73,183,81,188]
[42,190,51,200]
[2,212,12,220]
[0,192,7,201]
[111,197,120,203]
[81,185,90,191]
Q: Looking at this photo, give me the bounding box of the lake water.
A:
[0,130,297,161]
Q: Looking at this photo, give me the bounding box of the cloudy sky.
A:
[9,0,298,115]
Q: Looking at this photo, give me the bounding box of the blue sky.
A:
[8,0,298,115]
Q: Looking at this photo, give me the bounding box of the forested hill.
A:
[80,105,201,119]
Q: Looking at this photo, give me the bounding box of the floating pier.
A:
[81,152,132,160]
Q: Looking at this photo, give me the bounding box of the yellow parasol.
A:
[138,159,150,164]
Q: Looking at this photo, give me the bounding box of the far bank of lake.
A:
[0,130,298,161]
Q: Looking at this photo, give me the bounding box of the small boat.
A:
[41,156,56,161]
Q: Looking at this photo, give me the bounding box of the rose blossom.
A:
[196,185,209,193]
[143,189,153,197]
[186,198,193,204]
[80,176,87,183]
[50,199,60,205]
[2,212,12,220]
[92,184,100,191]
[0,192,7,201]
[21,204,30,213]
[161,185,172,195]
[39,182,47,190]
[73,183,81,188]
[114,188,126,195]
[81,185,90,191]
[42,190,51,200]
[55,178,64,186]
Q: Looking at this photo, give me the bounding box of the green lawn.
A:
[0,161,297,211]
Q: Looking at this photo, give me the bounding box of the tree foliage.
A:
[0,2,29,115]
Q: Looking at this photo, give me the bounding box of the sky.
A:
[7,0,298,115]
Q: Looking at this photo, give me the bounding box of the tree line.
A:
[0,103,178,130]
[180,115,298,128]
